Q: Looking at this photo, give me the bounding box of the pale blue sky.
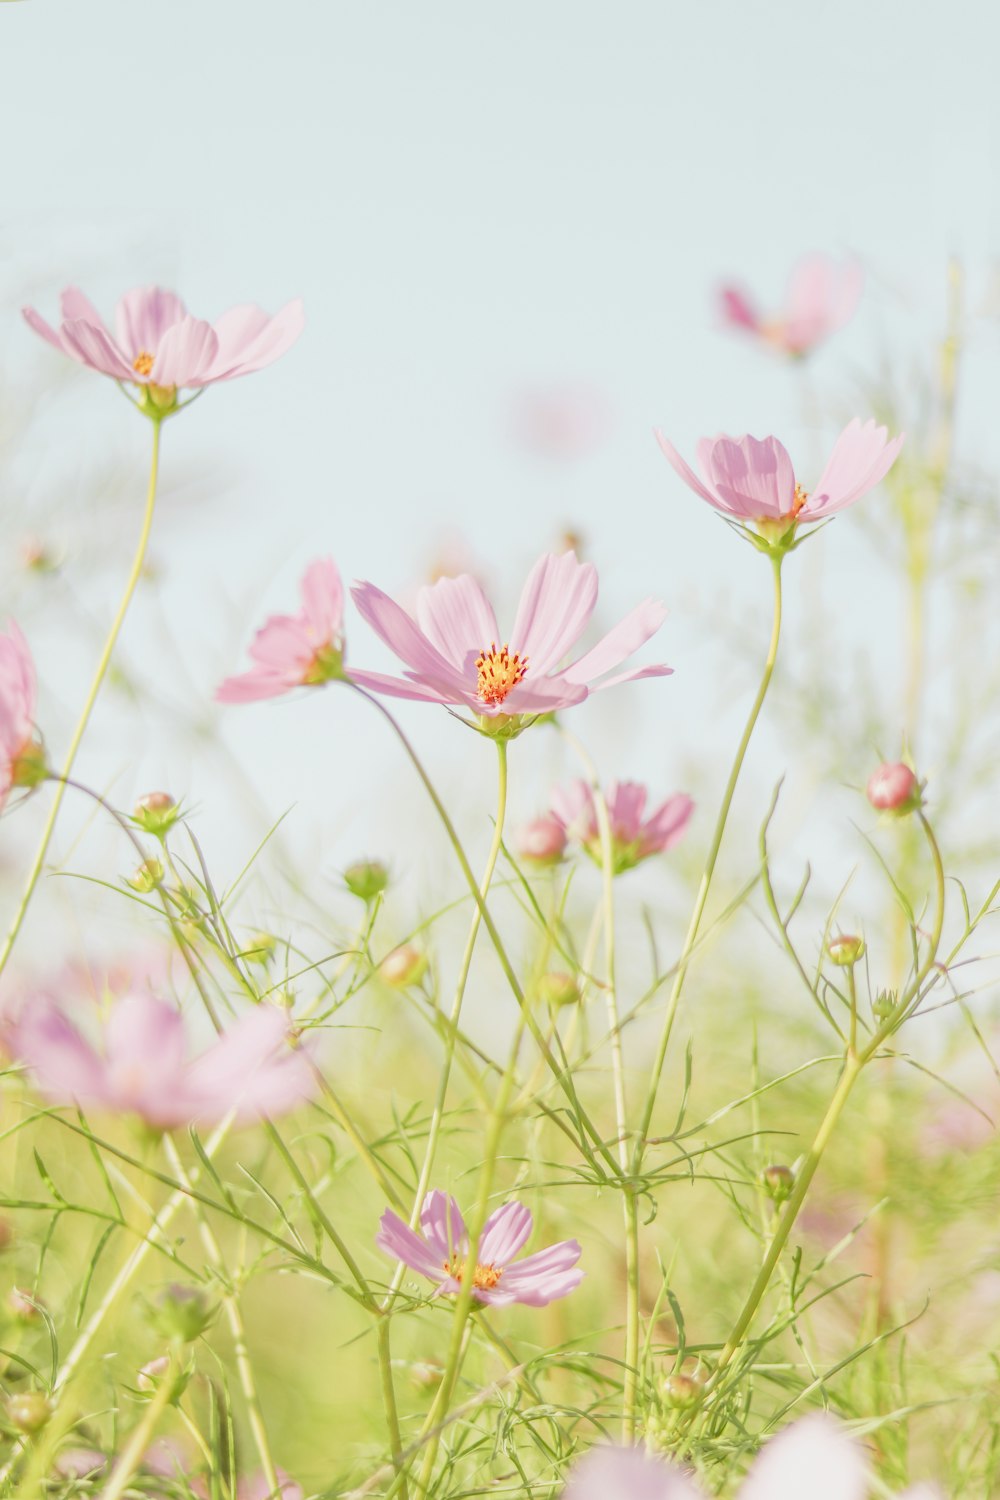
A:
[2,1,999,966]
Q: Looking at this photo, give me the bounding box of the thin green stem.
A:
[100,1347,180,1500]
[0,419,163,978]
[635,554,784,1160]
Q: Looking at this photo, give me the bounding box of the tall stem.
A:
[0,418,163,978]
[635,554,784,1155]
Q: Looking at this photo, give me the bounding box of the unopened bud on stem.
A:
[828,934,865,967]
[867,762,921,815]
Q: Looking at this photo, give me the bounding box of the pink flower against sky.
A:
[656,419,902,530]
[23,285,303,391]
[562,1415,869,1500]
[217,558,345,703]
[12,990,313,1130]
[376,1189,583,1306]
[0,620,39,809]
[350,550,671,723]
[550,779,693,874]
[718,253,863,357]
[510,382,614,460]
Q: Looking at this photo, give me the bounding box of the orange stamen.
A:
[444,1257,504,1290]
[791,483,809,517]
[475,642,528,706]
[133,350,155,377]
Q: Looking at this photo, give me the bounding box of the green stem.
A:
[101,1347,179,1500]
[634,554,784,1158]
[0,418,163,978]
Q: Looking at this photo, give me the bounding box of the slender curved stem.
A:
[0,418,163,978]
[634,554,784,1159]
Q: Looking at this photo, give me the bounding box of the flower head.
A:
[217,559,345,703]
[550,779,692,874]
[23,286,303,410]
[0,622,41,808]
[376,1189,582,1307]
[719,253,863,358]
[867,761,920,814]
[656,419,903,544]
[350,551,670,734]
[12,991,313,1130]
[562,1415,868,1500]
[516,814,568,866]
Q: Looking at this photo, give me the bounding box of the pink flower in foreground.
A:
[217,559,345,703]
[23,285,303,393]
[656,420,903,536]
[550,779,693,874]
[377,1189,582,1307]
[351,551,671,728]
[719,253,863,357]
[867,761,920,814]
[562,1415,868,1500]
[0,621,41,809]
[12,991,313,1130]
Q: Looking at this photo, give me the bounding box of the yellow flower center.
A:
[133,350,155,377]
[475,643,528,706]
[443,1257,503,1290]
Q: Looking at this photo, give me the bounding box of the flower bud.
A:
[867,762,920,815]
[410,1359,444,1392]
[516,816,567,866]
[127,858,164,893]
[379,945,428,988]
[132,791,180,839]
[344,861,390,904]
[148,1284,215,1344]
[6,1391,51,1434]
[827,934,865,967]
[7,1287,43,1323]
[244,931,278,966]
[762,1164,795,1204]
[873,988,897,1021]
[535,971,582,1009]
[10,741,48,791]
[19,537,58,574]
[661,1372,702,1410]
[137,1355,171,1391]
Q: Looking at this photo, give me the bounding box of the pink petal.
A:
[209,298,305,379]
[739,1415,867,1500]
[420,1190,467,1260]
[21,306,67,352]
[479,1201,533,1263]
[151,317,220,388]
[562,598,667,685]
[61,287,107,326]
[415,575,500,671]
[550,780,597,840]
[719,285,760,332]
[589,662,673,692]
[351,582,469,690]
[509,552,598,672]
[114,287,187,362]
[105,993,187,1073]
[300,558,343,642]
[807,419,903,515]
[345,668,457,704]
[562,1445,702,1500]
[498,1238,583,1302]
[706,435,797,519]
[640,793,694,855]
[186,1005,310,1123]
[605,780,647,842]
[654,432,728,511]
[503,673,588,715]
[13,1005,107,1105]
[59,320,136,380]
[216,669,295,704]
[375,1209,447,1282]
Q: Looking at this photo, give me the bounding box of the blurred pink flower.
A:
[351,551,670,724]
[237,1472,303,1500]
[516,814,568,865]
[718,254,863,357]
[377,1189,583,1307]
[0,621,39,808]
[23,285,303,390]
[510,382,614,460]
[656,420,902,530]
[550,779,692,874]
[562,1415,867,1500]
[12,991,313,1130]
[218,558,345,703]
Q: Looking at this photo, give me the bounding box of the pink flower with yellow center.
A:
[656,419,903,536]
[0,621,42,809]
[350,550,671,728]
[719,253,863,358]
[217,559,346,703]
[22,285,303,396]
[376,1189,583,1307]
[550,779,693,874]
[12,991,313,1131]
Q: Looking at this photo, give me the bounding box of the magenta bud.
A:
[516,816,567,866]
[827,934,865,967]
[867,762,920,814]
[379,945,428,988]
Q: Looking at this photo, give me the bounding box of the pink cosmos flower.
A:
[562,1415,868,1500]
[550,779,693,874]
[516,814,569,865]
[350,551,671,724]
[376,1189,583,1307]
[718,253,863,357]
[217,558,345,703]
[656,419,903,531]
[12,990,313,1130]
[0,621,39,809]
[23,285,303,391]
